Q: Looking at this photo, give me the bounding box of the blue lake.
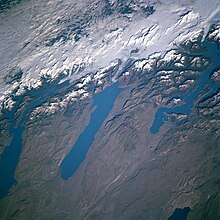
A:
[0,39,219,198]
[61,83,123,180]
[168,207,191,220]
[0,80,122,197]
[0,79,70,198]
[150,41,220,134]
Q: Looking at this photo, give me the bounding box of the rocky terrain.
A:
[0,0,220,219]
[0,26,220,219]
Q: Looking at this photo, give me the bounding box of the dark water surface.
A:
[0,79,70,198]
[150,41,220,134]
[168,207,191,220]
[0,80,122,197]
[61,83,123,180]
[0,40,219,198]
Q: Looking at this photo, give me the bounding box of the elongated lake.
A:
[150,41,220,134]
[61,83,123,180]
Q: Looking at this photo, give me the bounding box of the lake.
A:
[168,207,191,220]
[0,79,70,198]
[150,40,220,134]
[61,83,123,180]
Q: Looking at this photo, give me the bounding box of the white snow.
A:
[0,0,220,111]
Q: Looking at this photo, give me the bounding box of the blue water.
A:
[61,83,123,180]
[0,79,121,197]
[0,39,219,198]
[0,79,70,198]
[168,207,191,220]
[150,41,220,134]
